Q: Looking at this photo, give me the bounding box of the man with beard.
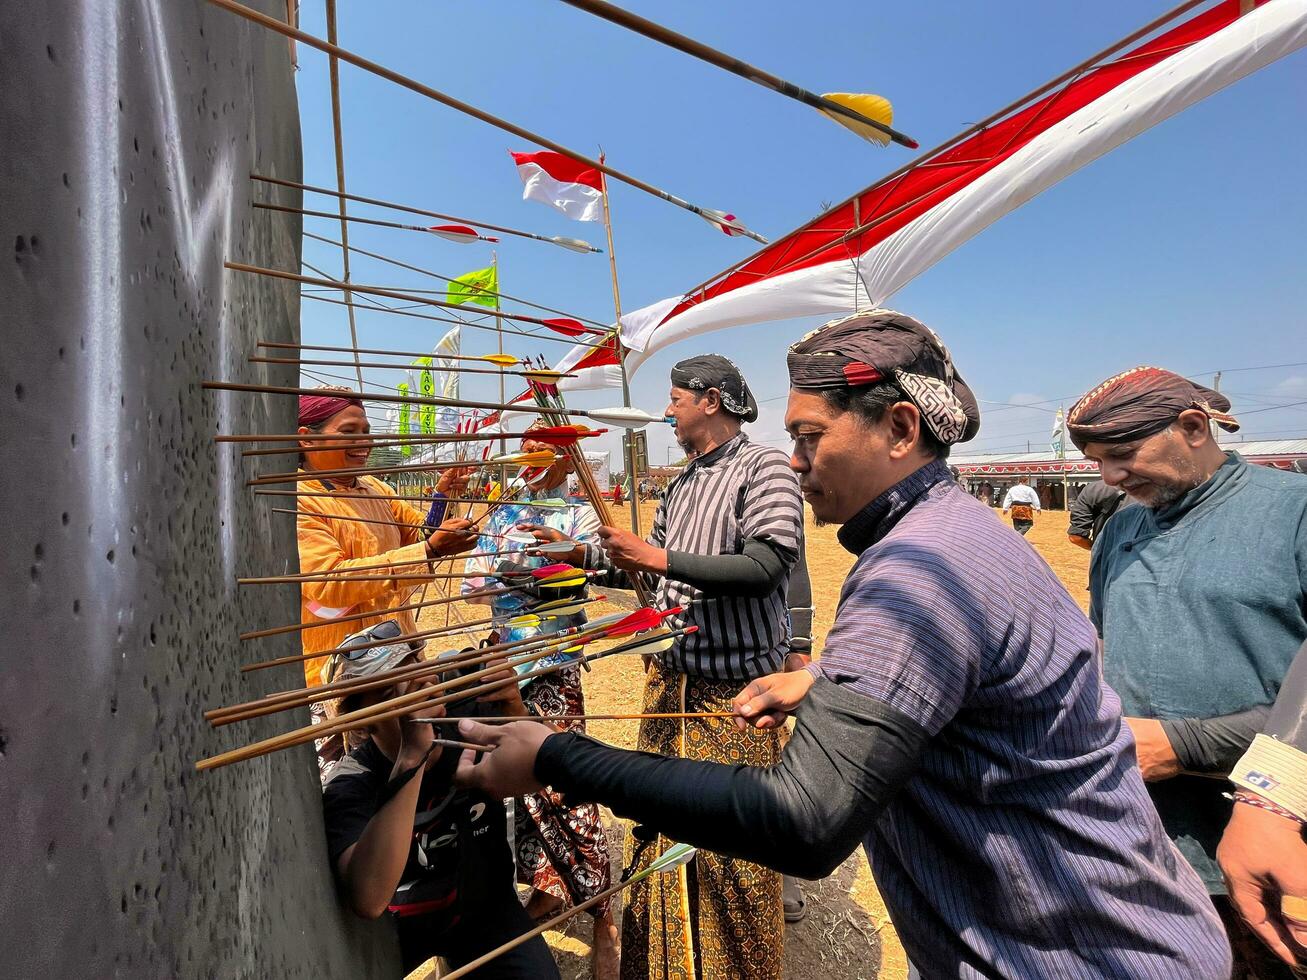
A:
[1070,366,1307,978]
[455,313,1230,979]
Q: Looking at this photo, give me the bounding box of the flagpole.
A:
[323,0,365,391]
[599,152,643,536]
[493,251,509,504]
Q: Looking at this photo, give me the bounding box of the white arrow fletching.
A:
[619,628,675,655]
[585,406,664,429]
[647,842,697,875]
[583,611,632,630]
[532,541,577,555]
[551,236,597,253]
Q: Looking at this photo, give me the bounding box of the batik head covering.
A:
[1067,366,1239,450]
[298,385,364,427]
[669,354,759,422]
[786,309,981,444]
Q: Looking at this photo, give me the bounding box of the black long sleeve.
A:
[534,677,927,879]
[1267,638,1307,751]
[664,537,792,599]
[1161,707,1271,773]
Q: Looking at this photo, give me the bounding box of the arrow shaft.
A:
[203,378,619,427]
[254,172,599,248]
[301,230,608,324]
[249,354,566,379]
[203,0,761,240]
[558,0,916,149]
[257,200,494,239]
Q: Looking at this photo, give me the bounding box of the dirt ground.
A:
[411,500,1090,980]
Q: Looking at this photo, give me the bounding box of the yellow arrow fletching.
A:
[537,572,588,591]
[504,614,542,630]
[521,369,567,383]
[820,92,894,146]
[478,353,520,367]
[488,449,558,468]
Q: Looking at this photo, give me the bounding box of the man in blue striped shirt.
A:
[457,311,1231,979]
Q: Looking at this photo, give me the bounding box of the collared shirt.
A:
[817,459,1228,979]
[1090,452,1307,889]
[999,483,1040,511]
[589,433,802,682]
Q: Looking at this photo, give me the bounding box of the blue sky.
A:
[290,1,1306,467]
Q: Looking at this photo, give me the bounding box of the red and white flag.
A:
[553,0,1304,386]
[510,150,605,222]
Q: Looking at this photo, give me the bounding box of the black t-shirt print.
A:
[322,737,513,934]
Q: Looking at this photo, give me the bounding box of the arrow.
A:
[541,317,604,337]
[557,0,916,149]
[487,449,558,469]
[440,839,697,980]
[205,379,668,431]
[197,625,697,769]
[247,354,572,380]
[256,202,501,243]
[204,0,766,243]
[227,264,615,349]
[252,173,602,253]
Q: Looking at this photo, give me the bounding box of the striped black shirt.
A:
[589,434,802,681]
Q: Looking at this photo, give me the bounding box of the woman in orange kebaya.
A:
[295,388,477,774]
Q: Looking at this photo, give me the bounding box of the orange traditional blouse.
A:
[295,474,430,686]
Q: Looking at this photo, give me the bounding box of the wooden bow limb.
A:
[195,627,690,770]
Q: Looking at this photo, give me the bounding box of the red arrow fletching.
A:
[541,318,597,337]
[605,607,666,638]
[428,224,482,243]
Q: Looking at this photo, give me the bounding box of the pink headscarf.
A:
[298,386,363,427]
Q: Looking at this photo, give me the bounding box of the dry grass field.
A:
[411,499,1091,980]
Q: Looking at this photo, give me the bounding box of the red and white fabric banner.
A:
[552,0,1303,385]
[511,150,605,222]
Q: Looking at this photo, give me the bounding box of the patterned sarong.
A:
[516,664,614,916]
[620,664,785,979]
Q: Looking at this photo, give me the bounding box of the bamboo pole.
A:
[598,150,643,536]
[323,0,365,391]
[417,711,736,723]
[201,0,767,242]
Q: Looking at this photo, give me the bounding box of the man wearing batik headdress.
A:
[457,312,1231,979]
[1070,366,1307,977]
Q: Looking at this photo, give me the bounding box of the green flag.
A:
[446,264,498,308]
[397,382,412,457]
[416,357,436,435]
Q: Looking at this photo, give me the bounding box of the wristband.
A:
[1231,790,1305,824]
[1229,733,1307,822]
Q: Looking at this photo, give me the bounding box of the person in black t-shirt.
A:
[320,638,560,978]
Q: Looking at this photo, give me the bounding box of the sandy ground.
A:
[411,499,1090,980]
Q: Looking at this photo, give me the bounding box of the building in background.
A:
[954,439,1307,510]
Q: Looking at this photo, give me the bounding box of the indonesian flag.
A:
[553,0,1304,386]
[511,150,605,222]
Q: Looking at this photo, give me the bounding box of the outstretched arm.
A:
[457,677,926,880]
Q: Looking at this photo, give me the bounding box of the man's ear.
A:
[702,388,724,416]
[1175,408,1214,448]
[886,401,924,459]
